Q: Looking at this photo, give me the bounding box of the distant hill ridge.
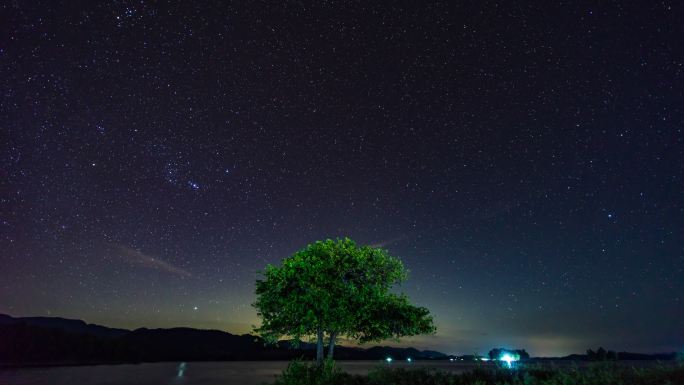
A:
[0,313,446,365]
[1,314,677,366]
[0,313,129,338]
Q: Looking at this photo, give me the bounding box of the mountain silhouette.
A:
[0,313,128,338]
[0,313,445,365]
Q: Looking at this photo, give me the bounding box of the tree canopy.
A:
[253,238,435,362]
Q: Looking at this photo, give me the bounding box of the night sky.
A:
[2,1,683,357]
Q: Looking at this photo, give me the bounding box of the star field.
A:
[1,1,683,356]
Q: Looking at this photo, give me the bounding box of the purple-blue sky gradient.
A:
[2,1,683,356]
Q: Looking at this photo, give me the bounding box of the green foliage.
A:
[270,359,363,385]
[253,238,435,359]
[268,361,684,385]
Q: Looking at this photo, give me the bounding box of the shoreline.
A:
[2,357,679,370]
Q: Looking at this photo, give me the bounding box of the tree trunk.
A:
[327,331,337,359]
[316,328,324,364]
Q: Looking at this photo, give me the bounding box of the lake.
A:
[0,360,670,385]
[0,361,491,385]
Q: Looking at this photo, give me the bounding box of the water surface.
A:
[0,361,488,385]
[0,360,668,385]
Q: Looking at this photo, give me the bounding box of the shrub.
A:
[270,358,362,385]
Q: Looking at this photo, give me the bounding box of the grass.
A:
[268,359,684,385]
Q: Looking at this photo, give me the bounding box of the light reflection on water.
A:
[0,361,467,385]
[176,362,186,378]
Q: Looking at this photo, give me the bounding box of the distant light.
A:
[449,358,454,362]
[500,353,517,368]
[480,357,490,361]
[385,357,393,363]
[406,357,412,362]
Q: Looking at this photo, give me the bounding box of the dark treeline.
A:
[587,347,618,361]
[583,347,678,361]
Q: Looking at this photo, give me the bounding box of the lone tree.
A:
[253,238,435,363]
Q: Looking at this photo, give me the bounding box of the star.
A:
[2,0,681,359]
